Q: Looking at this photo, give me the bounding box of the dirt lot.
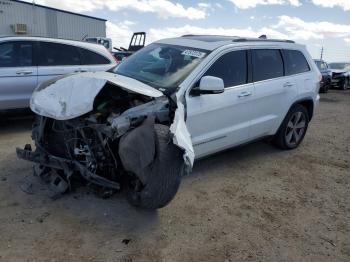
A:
[0,90,349,262]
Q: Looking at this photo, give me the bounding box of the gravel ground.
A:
[0,90,349,262]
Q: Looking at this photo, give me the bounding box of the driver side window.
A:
[204,50,248,88]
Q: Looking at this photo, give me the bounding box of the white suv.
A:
[0,36,116,110]
[17,35,320,209]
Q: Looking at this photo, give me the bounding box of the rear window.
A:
[79,48,110,65]
[283,50,310,75]
[39,42,81,66]
[252,49,284,82]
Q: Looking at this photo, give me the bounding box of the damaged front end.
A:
[17,72,194,209]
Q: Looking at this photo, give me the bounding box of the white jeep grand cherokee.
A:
[17,35,321,209]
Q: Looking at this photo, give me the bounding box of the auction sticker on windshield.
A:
[181,50,206,58]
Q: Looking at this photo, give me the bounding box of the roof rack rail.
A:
[232,38,295,43]
[181,34,234,37]
[180,34,295,43]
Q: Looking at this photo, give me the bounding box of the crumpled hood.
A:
[30,71,163,120]
[330,69,347,74]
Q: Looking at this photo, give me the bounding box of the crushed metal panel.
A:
[118,115,156,184]
[170,96,195,170]
[31,76,107,120]
[30,72,163,120]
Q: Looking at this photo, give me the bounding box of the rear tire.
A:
[127,124,185,209]
[341,78,348,90]
[273,104,309,150]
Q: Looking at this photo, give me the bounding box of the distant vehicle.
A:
[113,32,146,63]
[0,36,117,110]
[329,62,350,90]
[314,59,332,93]
[85,37,113,51]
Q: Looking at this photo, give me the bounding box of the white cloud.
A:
[288,0,301,6]
[274,16,350,40]
[311,0,350,11]
[24,0,207,20]
[228,0,300,9]
[143,16,350,45]
[147,24,289,43]
[345,38,350,44]
[106,21,133,49]
[215,3,224,9]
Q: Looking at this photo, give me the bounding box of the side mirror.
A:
[194,76,225,95]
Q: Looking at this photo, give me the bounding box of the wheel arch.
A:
[290,98,314,120]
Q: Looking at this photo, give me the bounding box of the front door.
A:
[186,50,254,158]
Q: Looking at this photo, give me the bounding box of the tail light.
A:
[110,51,120,64]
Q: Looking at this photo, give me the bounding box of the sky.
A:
[24,0,350,62]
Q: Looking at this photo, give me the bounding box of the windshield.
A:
[113,43,209,91]
[314,61,327,70]
[329,63,350,70]
[315,61,322,70]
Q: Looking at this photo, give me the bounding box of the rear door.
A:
[283,49,313,94]
[0,41,38,110]
[250,48,297,139]
[37,41,83,84]
[186,49,255,158]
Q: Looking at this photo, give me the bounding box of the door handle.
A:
[16,70,33,75]
[283,82,294,88]
[74,69,88,73]
[238,91,252,98]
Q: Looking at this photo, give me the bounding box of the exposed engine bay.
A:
[17,72,193,209]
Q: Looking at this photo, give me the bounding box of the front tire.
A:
[273,104,309,150]
[127,124,185,209]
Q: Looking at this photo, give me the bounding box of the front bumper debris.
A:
[16,145,120,190]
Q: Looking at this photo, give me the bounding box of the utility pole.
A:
[320,46,324,60]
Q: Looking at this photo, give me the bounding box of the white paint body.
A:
[29,36,321,167]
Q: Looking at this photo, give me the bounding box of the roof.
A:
[156,35,297,51]
[0,36,114,58]
[11,0,107,22]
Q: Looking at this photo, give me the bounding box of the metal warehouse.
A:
[0,0,106,40]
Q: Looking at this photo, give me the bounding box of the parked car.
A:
[314,59,332,93]
[17,35,320,209]
[329,62,350,90]
[0,36,117,110]
[85,37,113,51]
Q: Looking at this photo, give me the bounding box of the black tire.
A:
[341,78,348,90]
[273,104,309,150]
[324,79,330,93]
[127,124,185,209]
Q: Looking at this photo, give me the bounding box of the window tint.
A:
[283,49,310,75]
[39,42,81,66]
[0,42,33,67]
[79,48,110,65]
[204,50,247,88]
[252,49,283,82]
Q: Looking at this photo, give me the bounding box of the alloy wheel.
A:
[285,111,307,147]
